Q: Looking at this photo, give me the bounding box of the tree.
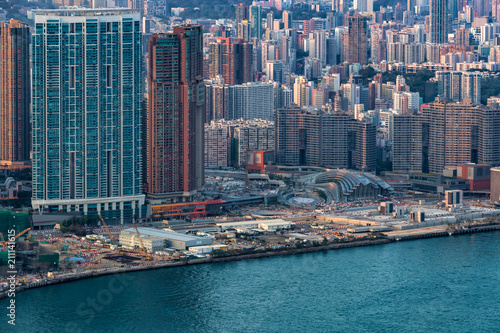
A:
[88,215,100,226]
[480,77,500,105]
[322,237,328,246]
[70,224,87,236]
[358,66,377,85]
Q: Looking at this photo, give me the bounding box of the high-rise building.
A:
[303,20,317,35]
[205,81,275,121]
[267,11,274,31]
[275,105,303,165]
[238,20,252,42]
[146,25,205,203]
[407,0,415,12]
[394,2,403,21]
[332,0,348,13]
[462,72,481,105]
[309,30,328,66]
[32,9,144,221]
[430,0,447,43]
[304,58,322,80]
[326,37,337,66]
[391,113,424,173]
[144,0,167,17]
[203,119,274,168]
[494,1,500,22]
[204,121,229,167]
[293,76,313,107]
[249,2,262,40]
[455,27,470,46]
[266,60,284,84]
[393,99,500,173]
[0,20,30,166]
[127,0,143,10]
[231,120,275,167]
[275,106,376,171]
[347,13,368,65]
[283,10,292,29]
[312,88,327,107]
[353,0,373,12]
[436,71,451,99]
[342,73,365,111]
[273,82,293,111]
[205,78,229,122]
[393,91,420,112]
[229,82,274,120]
[235,3,249,24]
[208,37,253,85]
[436,71,480,104]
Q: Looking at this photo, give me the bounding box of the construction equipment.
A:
[1,228,31,250]
[98,214,116,245]
[132,223,153,260]
[60,232,71,252]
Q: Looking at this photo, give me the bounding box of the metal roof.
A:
[123,228,208,242]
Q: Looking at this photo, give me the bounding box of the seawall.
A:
[1,225,498,301]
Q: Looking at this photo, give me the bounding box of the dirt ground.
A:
[257,234,288,245]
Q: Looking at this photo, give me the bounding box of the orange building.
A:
[146,26,204,202]
[0,20,30,165]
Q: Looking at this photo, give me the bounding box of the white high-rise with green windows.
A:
[32,9,145,222]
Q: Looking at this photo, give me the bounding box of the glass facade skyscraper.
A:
[32,9,145,222]
[249,2,262,40]
[430,0,447,44]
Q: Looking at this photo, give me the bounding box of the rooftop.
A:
[123,228,208,242]
[33,8,139,16]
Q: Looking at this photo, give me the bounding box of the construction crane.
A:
[132,223,152,260]
[1,228,31,251]
[98,214,116,245]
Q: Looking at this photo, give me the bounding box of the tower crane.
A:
[98,214,116,245]
[1,228,31,251]
[132,223,152,260]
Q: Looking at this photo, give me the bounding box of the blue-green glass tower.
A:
[32,9,145,222]
[249,2,262,40]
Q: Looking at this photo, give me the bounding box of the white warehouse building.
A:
[120,228,212,251]
[217,219,293,232]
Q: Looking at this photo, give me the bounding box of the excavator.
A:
[60,235,70,252]
[133,223,153,260]
[1,228,31,251]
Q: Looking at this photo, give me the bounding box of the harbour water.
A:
[2,232,499,333]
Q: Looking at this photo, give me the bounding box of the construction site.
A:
[0,211,176,282]
[1,190,500,291]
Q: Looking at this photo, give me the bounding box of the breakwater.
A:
[389,224,500,241]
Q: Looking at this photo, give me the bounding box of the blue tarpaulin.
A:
[68,257,86,262]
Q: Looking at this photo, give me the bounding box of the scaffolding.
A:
[0,210,30,239]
